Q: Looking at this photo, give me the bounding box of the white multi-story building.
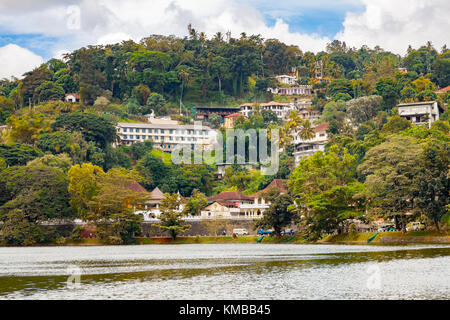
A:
[116,120,216,152]
[397,101,442,129]
[268,85,313,96]
[293,122,330,165]
[240,100,316,122]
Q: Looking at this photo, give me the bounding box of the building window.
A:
[129,135,134,139]
[123,128,128,133]
[136,129,140,133]
[130,128,134,133]
[149,129,153,133]
[123,135,128,139]
[161,129,165,134]
[136,135,140,139]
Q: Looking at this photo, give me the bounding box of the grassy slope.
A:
[321,231,450,244]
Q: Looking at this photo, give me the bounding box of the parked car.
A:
[378,225,396,233]
[281,229,297,236]
[257,229,274,236]
[406,222,425,232]
[233,228,249,236]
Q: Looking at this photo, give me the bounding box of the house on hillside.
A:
[435,86,450,95]
[224,113,247,129]
[65,93,80,103]
[259,101,293,120]
[202,191,264,220]
[293,122,330,165]
[193,106,241,121]
[276,75,298,85]
[397,101,443,128]
[135,187,165,221]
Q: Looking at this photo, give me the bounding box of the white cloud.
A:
[0,0,447,61]
[0,44,44,79]
[0,0,331,54]
[337,0,450,54]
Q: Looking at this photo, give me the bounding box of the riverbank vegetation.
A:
[0,31,449,245]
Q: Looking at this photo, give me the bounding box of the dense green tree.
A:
[290,145,362,239]
[346,95,382,124]
[52,112,117,148]
[358,136,423,231]
[413,139,449,231]
[375,78,400,111]
[0,144,42,166]
[183,190,208,216]
[154,193,191,240]
[36,81,65,102]
[255,192,296,237]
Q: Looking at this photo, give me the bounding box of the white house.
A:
[201,191,265,220]
[276,75,298,85]
[397,101,442,128]
[276,86,313,96]
[65,93,80,103]
[293,122,330,165]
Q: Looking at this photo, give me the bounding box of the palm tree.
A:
[177,66,191,115]
[299,120,315,141]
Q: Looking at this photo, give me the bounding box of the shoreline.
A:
[1,231,449,247]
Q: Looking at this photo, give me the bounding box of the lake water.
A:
[0,244,449,300]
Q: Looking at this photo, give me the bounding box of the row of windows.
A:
[121,128,208,136]
[123,135,200,142]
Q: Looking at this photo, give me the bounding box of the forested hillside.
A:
[0,30,448,245]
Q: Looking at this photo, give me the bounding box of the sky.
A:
[0,0,449,79]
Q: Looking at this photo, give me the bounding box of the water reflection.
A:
[0,244,449,300]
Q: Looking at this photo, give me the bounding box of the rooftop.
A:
[397,101,437,107]
[194,106,241,111]
[208,191,255,202]
[253,179,288,197]
[260,101,291,107]
[117,122,214,131]
[314,123,330,132]
[436,86,450,93]
[127,182,148,193]
[225,113,246,119]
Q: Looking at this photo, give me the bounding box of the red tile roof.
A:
[314,123,329,132]
[127,182,148,193]
[225,113,246,119]
[208,191,255,202]
[65,93,80,99]
[253,179,288,197]
[436,86,450,93]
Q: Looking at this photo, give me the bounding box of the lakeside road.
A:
[0,243,449,300]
